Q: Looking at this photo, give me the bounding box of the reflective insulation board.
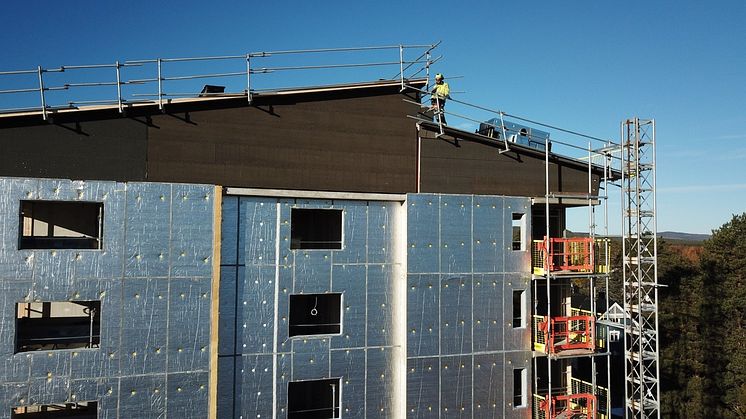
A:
[440,355,473,418]
[331,265,366,350]
[118,374,167,418]
[406,356,440,418]
[235,354,275,418]
[472,274,504,352]
[406,193,533,418]
[439,275,472,356]
[367,201,398,264]
[503,197,532,273]
[124,182,172,278]
[406,274,440,358]
[473,195,505,273]
[367,264,396,348]
[439,195,472,274]
[236,265,276,355]
[406,194,439,274]
[473,352,504,419]
[69,377,119,419]
[0,177,215,417]
[330,348,366,418]
[503,274,532,351]
[220,195,405,419]
[366,346,397,418]
[504,351,533,419]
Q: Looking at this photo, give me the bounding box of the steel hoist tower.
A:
[621,118,660,419]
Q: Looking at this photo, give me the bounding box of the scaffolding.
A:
[533,122,616,419]
[406,79,620,418]
[621,118,660,418]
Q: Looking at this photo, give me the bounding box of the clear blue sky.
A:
[1,1,744,234]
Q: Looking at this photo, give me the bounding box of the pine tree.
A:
[700,213,746,418]
[657,239,709,416]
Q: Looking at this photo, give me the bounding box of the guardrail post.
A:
[37,66,47,120]
[246,54,252,104]
[115,61,123,113]
[157,58,163,110]
[399,44,405,91]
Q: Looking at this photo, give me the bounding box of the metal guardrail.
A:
[533,379,608,419]
[571,377,609,417]
[532,238,610,276]
[533,307,607,354]
[570,307,608,350]
[0,43,440,120]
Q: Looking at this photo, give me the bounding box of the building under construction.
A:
[0,44,660,418]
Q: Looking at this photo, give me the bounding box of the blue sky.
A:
[1,1,744,234]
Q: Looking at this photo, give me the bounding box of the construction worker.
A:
[429,73,450,124]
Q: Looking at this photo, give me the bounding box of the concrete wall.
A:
[0,177,215,418]
[406,193,533,419]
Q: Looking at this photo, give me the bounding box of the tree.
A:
[657,238,712,416]
[700,213,746,418]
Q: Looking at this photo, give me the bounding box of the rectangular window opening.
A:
[19,201,103,250]
[513,368,527,408]
[289,293,342,337]
[512,289,525,328]
[15,301,101,353]
[11,401,98,418]
[291,208,342,250]
[512,213,526,251]
[288,378,341,419]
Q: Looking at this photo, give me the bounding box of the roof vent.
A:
[199,85,225,97]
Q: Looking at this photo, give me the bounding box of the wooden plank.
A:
[208,185,222,419]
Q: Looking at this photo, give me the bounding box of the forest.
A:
[610,213,746,417]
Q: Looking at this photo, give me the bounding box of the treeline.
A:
[611,213,746,417]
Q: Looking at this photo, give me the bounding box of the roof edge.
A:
[0,78,428,124]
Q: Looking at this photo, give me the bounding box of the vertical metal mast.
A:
[621,118,660,419]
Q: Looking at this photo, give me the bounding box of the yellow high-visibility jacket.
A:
[432,82,450,100]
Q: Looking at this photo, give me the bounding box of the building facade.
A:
[0,72,609,418]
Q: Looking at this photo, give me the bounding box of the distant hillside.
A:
[565,230,710,243]
[659,231,710,243]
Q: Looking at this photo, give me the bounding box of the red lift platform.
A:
[539,393,597,419]
[536,315,595,356]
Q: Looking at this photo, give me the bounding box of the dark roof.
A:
[417,120,622,180]
[0,78,428,128]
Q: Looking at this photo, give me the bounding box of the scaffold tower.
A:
[621,118,660,418]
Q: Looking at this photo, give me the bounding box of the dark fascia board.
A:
[0,79,428,128]
[417,120,622,180]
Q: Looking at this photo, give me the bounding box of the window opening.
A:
[512,289,525,328]
[290,208,343,250]
[11,401,98,418]
[289,293,342,337]
[288,378,341,419]
[19,201,103,249]
[512,213,526,251]
[15,301,100,353]
[513,368,527,407]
